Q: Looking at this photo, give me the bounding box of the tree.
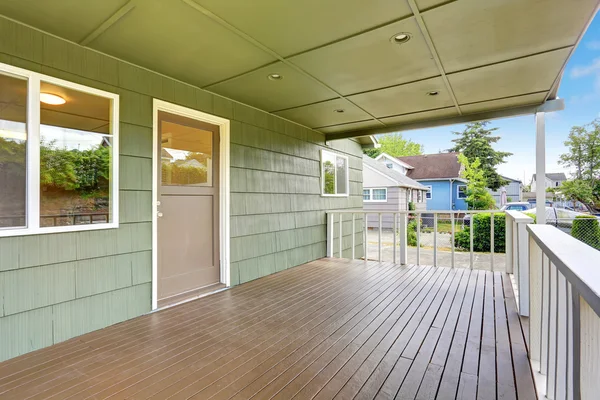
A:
[448,121,512,190]
[364,133,423,158]
[558,119,600,209]
[458,154,496,210]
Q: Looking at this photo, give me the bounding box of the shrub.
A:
[407,216,418,246]
[571,215,600,250]
[408,201,416,211]
[455,213,506,253]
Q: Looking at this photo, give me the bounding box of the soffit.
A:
[0,0,596,137]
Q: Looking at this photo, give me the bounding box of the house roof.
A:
[363,155,428,190]
[0,1,595,140]
[532,173,568,181]
[374,153,414,169]
[397,153,462,180]
[501,175,522,183]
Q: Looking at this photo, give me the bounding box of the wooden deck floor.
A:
[0,259,537,399]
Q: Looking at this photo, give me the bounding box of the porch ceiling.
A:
[1,0,597,139]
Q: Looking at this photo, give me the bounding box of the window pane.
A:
[363,189,370,201]
[39,81,112,227]
[0,73,27,228]
[160,112,213,186]
[373,189,386,200]
[335,156,347,194]
[322,152,335,195]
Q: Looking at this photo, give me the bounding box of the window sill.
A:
[0,222,119,238]
[321,194,349,198]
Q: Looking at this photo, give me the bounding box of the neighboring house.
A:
[488,176,523,206]
[531,173,567,191]
[397,153,468,210]
[362,155,428,228]
[374,153,415,175]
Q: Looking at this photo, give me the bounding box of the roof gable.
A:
[362,155,427,190]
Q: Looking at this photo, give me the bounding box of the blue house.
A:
[397,153,468,211]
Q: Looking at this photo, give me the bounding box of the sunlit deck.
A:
[0,259,536,399]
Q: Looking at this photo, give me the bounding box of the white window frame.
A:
[363,188,387,203]
[457,184,468,199]
[425,185,433,200]
[363,189,371,201]
[0,62,119,237]
[321,149,349,197]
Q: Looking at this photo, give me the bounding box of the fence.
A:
[326,209,504,271]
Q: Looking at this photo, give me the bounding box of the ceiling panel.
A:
[0,0,128,42]
[274,98,372,128]
[206,62,335,112]
[460,93,547,115]
[348,77,453,118]
[89,0,275,87]
[414,0,449,11]
[317,120,383,134]
[380,107,458,126]
[289,17,440,95]
[448,48,571,105]
[192,0,412,57]
[424,0,597,73]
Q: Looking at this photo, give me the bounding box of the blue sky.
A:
[397,14,600,185]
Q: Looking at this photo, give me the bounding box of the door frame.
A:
[151,99,230,310]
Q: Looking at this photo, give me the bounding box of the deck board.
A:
[0,259,536,400]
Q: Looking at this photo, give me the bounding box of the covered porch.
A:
[0,258,534,400]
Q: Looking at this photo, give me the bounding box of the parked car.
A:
[463,202,532,226]
[527,207,600,230]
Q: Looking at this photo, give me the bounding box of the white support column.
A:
[399,213,408,265]
[536,112,546,225]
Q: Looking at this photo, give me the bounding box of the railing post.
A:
[529,234,543,364]
[490,212,494,272]
[433,213,438,267]
[351,213,356,260]
[378,213,382,262]
[393,213,397,264]
[470,212,474,269]
[518,220,530,316]
[327,212,334,257]
[363,213,367,262]
[451,212,455,268]
[506,213,514,273]
[416,213,421,266]
[339,213,343,258]
[399,212,407,265]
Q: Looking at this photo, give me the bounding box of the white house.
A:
[530,173,567,191]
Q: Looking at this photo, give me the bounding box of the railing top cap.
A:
[505,210,534,222]
[527,224,600,316]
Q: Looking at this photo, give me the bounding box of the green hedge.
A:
[571,215,600,250]
[455,213,506,253]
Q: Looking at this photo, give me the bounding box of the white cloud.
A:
[570,57,600,78]
[586,40,600,50]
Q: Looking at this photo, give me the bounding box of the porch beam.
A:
[80,1,136,46]
[536,112,546,224]
[325,99,564,141]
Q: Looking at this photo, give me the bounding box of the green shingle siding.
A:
[0,16,363,362]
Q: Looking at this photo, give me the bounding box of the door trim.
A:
[151,99,230,310]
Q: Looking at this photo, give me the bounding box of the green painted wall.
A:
[0,17,363,362]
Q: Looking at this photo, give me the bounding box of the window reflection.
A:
[39,82,112,227]
[0,73,27,229]
[159,115,213,186]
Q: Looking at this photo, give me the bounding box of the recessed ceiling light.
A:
[391,33,411,44]
[40,93,66,105]
[267,73,283,81]
[334,109,345,113]
[427,90,439,96]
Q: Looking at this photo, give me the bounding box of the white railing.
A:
[505,210,535,316]
[326,209,502,270]
[527,224,600,400]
